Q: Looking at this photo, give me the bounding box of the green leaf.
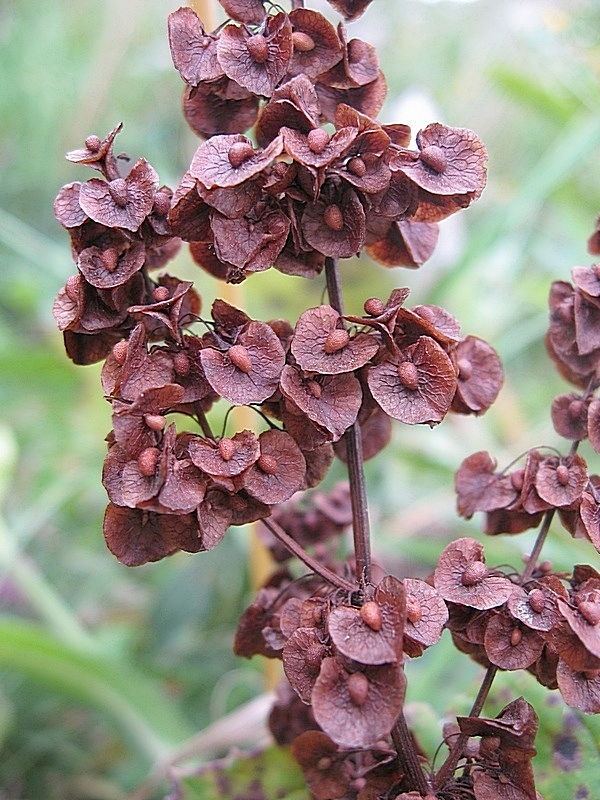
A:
[0,616,194,763]
[176,745,311,800]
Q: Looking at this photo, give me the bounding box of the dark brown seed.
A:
[323,329,350,354]
[510,469,524,492]
[228,344,252,373]
[556,464,570,486]
[461,561,488,586]
[324,204,344,232]
[258,453,279,475]
[144,414,166,431]
[153,286,170,302]
[153,191,171,216]
[65,275,80,302]
[579,600,600,626]
[397,361,419,391]
[138,446,160,477]
[108,178,128,207]
[292,30,315,52]
[347,156,367,177]
[406,594,422,624]
[112,340,128,365]
[307,128,330,154]
[218,437,236,461]
[307,380,322,399]
[85,134,101,151]
[364,297,384,316]
[420,145,447,174]
[458,358,473,381]
[510,627,522,647]
[246,33,269,63]
[173,352,190,376]
[102,249,119,273]
[228,141,254,169]
[347,672,369,706]
[360,600,383,631]
[528,589,546,614]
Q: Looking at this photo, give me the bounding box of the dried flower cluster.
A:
[52,1,600,798]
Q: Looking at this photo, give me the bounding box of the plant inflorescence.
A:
[53,1,600,797]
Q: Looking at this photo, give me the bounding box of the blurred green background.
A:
[1,0,600,797]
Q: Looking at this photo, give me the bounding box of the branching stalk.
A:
[324,256,372,585]
[263,517,355,592]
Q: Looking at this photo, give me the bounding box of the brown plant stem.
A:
[262,518,355,593]
[391,711,431,796]
[324,256,372,585]
[520,508,555,585]
[433,664,498,791]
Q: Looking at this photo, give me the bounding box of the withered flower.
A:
[327,575,406,665]
[366,220,439,268]
[79,159,159,232]
[284,627,329,704]
[189,133,283,189]
[188,430,260,477]
[302,184,366,258]
[182,80,260,139]
[200,319,286,405]
[168,7,223,86]
[455,451,518,519]
[288,8,342,80]
[311,656,406,748]
[403,578,449,656]
[452,336,504,415]
[556,660,600,712]
[103,503,202,566]
[242,429,306,504]
[551,392,590,441]
[391,123,487,199]
[484,611,545,670]
[217,13,293,97]
[279,364,362,441]
[367,335,457,425]
[434,537,514,610]
[291,305,378,375]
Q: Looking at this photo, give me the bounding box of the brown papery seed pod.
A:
[578,600,600,626]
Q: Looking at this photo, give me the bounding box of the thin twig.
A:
[520,508,555,584]
[262,518,355,592]
[433,664,497,791]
